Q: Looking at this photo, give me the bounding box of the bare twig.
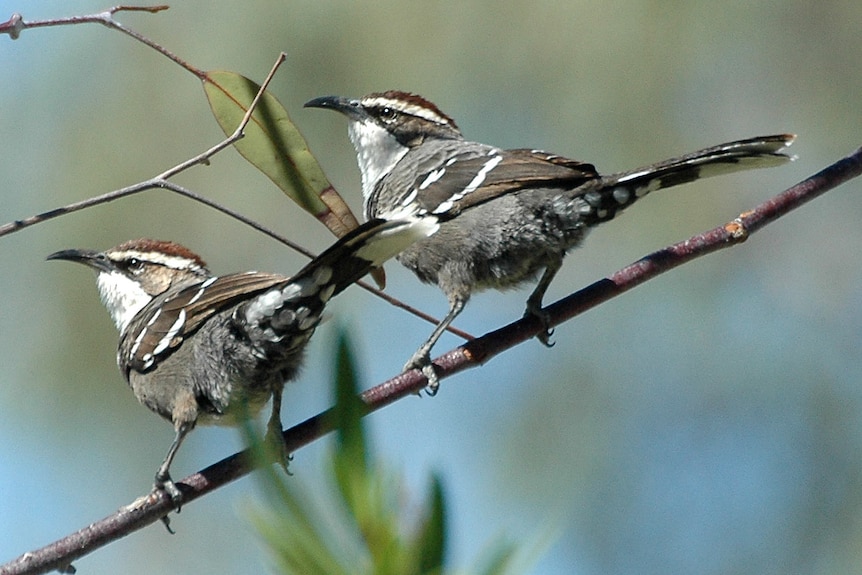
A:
[353,286,475,341]
[0,51,284,239]
[1,6,203,77]
[4,145,859,575]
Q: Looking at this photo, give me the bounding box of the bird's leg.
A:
[404,297,466,395]
[524,259,562,347]
[154,422,192,511]
[265,387,292,473]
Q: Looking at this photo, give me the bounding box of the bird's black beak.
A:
[304,95,364,119]
[47,248,113,273]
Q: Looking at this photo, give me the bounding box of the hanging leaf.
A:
[203,70,385,287]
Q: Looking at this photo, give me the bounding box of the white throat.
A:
[96,270,153,333]
[347,119,409,211]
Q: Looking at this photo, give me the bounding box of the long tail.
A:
[238,214,439,351]
[579,134,796,225]
[294,213,440,299]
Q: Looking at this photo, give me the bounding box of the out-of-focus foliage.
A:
[245,330,539,575]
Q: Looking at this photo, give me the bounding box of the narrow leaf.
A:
[414,474,447,573]
[203,70,386,288]
[332,329,369,472]
[328,328,372,521]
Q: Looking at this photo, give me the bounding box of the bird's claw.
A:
[404,352,440,395]
[265,424,293,475]
[525,303,555,347]
[154,473,183,509]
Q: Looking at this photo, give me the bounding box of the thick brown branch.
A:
[4,146,859,575]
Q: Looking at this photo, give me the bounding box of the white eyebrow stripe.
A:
[108,250,203,271]
[361,96,451,125]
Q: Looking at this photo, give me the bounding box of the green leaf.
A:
[241,414,353,575]
[328,329,372,523]
[203,70,360,238]
[332,329,369,474]
[413,474,447,574]
[243,326,543,575]
[203,70,386,288]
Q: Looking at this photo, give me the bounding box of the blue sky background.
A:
[1,1,861,574]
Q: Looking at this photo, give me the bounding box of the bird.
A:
[48,214,438,505]
[305,90,795,390]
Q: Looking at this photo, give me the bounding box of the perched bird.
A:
[48,215,438,504]
[306,90,795,390]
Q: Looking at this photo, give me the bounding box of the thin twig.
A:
[4,145,859,575]
[0,51,285,239]
[352,286,475,341]
[1,6,203,78]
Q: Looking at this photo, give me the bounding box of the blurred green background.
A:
[2,1,861,573]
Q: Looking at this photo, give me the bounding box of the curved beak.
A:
[47,248,113,273]
[304,95,365,119]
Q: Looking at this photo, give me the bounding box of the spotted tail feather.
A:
[239,215,439,348]
[579,134,796,226]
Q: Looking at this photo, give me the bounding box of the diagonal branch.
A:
[3,145,859,575]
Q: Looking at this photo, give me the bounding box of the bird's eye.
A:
[379,107,398,123]
[127,258,144,274]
